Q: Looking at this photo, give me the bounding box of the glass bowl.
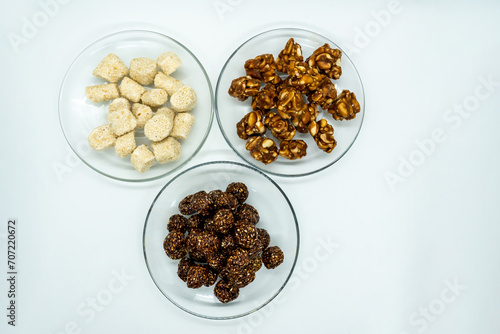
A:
[143,161,299,319]
[59,30,214,182]
[215,28,365,177]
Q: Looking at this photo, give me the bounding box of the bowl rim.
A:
[142,160,300,319]
[215,27,365,178]
[58,29,214,182]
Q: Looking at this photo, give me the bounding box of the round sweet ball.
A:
[235,203,259,225]
[262,246,284,269]
[233,223,258,249]
[226,182,249,204]
[201,265,218,287]
[130,57,158,85]
[220,234,236,256]
[163,231,187,260]
[227,267,256,288]
[214,280,239,303]
[209,190,233,210]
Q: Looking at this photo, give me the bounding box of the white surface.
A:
[1,0,500,333]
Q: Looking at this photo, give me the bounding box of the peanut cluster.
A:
[228,38,361,164]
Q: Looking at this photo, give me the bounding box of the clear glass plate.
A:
[215,28,365,177]
[143,161,300,319]
[59,30,214,182]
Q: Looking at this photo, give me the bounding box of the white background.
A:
[1,0,500,333]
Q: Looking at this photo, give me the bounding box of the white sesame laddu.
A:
[109,97,131,113]
[170,112,195,140]
[154,72,184,96]
[170,85,197,112]
[92,53,129,83]
[151,137,181,163]
[130,57,158,85]
[88,125,116,151]
[107,109,137,136]
[119,77,146,103]
[85,84,120,103]
[131,144,155,173]
[141,88,168,108]
[144,113,173,142]
[115,131,137,158]
[157,52,182,75]
[131,103,153,128]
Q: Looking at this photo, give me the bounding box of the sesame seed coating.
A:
[85,84,120,103]
[130,144,155,173]
[235,203,260,225]
[169,112,195,140]
[92,53,128,83]
[119,77,146,103]
[107,109,137,136]
[163,231,187,260]
[131,103,153,128]
[177,257,194,282]
[151,137,181,164]
[154,72,184,96]
[141,88,168,108]
[144,113,173,142]
[178,194,196,215]
[257,228,271,249]
[157,51,182,75]
[233,222,258,249]
[186,266,210,289]
[262,246,284,269]
[226,182,249,204]
[88,124,116,151]
[109,97,131,113]
[114,131,136,158]
[167,214,188,233]
[130,57,158,86]
[170,85,197,112]
[214,280,239,303]
[212,209,235,235]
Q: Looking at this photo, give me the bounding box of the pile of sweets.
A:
[228,38,361,164]
[163,182,284,303]
[86,52,197,173]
